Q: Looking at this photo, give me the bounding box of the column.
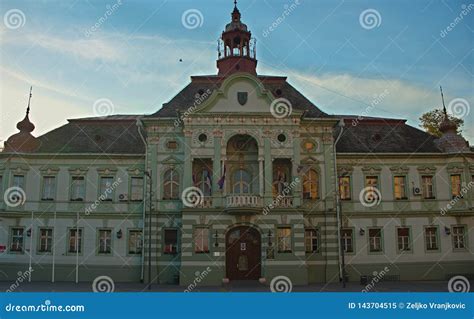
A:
[259,158,264,197]
[213,132,222,207]
[264,138,273,205]
[292,132,301,207]
[183,130,193,189]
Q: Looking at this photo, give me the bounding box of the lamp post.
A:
[333,119,345,288]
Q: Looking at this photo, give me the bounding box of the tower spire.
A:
[440,85,447,118]
[26,86,32,116]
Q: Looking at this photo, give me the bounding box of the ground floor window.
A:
[68,228,83,253]
[10,227,24,252]
[452,226,466,249]
[368,228,383,252]
[277,227,292,253]
[164,229,178,254]
[305,228,319,253]
[128,230,142,255]
[38,228,53,253]
[341,228,353,253]
[397,227,411,252]
[98,229,112,254]
[425,227,438,251]
[194,227,209,253]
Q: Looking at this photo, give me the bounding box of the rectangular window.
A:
[70,176,85,201]
[130,177,144,201]
[98,229,112,254]
[339,176,351,200]
[421,176,434,199]
[397,227,411,252]
[305,229,319,253]
[12,174,25,189]
[368,228,383,252]
[41,176,56,200]
[128,230,142,255]
[450,175,461,198]
[365,176,380,201]
[164,229,178,254]
[425,227,438,251]
[452,226,466,249]
[194,227,209,253]
[10,228,24,252]
[68,228,82,253]
[393,176,407,200]
[277,227,292,253]
[341,229,353,253]
[99,177,114,201]
[38,228,53,253]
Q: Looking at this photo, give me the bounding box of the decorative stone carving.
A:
[390,165,409,175]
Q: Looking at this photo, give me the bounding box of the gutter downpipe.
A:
[136,118,147,283]
[333,118,345,287]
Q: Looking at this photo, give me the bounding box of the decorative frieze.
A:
[417,165,437,174]
[361,166,382,175]
[447,164,464,174]
[390,165,410,175]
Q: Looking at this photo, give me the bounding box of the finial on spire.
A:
[234,0,237,8]
[26,86,32,116]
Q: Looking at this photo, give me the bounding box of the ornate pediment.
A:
[39,166,60,175]
[337,166,354,176]
[390,165,409,175]
[161,155,182,165]
[361,166,382,175]
[447,164,464,174]
[417,165,437,174]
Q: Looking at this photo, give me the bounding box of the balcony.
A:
[196,197,213,208]
[271,196,293,208]
[226,194,262,208]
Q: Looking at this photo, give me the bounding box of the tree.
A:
[419,109,464,137]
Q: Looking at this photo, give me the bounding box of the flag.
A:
[204,170,212,195]
[218,165,226,189]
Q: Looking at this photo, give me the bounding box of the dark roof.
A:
[35,116,145,154]
[147,75,328,118]
[335,118,442,153]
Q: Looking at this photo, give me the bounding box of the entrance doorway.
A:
[226,226,261,280]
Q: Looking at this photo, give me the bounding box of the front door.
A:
[226,226,261,280]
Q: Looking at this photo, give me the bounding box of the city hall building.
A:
[0,3,473,287]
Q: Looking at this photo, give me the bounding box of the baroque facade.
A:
[0,3,473,287]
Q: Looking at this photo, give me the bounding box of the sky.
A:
[0,0,473,144]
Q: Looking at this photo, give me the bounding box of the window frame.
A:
[41,176,57,201]
[424,226,440,252]
[127,229,143,256]
[37,227,53,254]
[393,175,408,200]
[304,228,320,254]
[420,175,435,200]
[368,227,384,254]
[396,227,412,253]
[277,226,293,253]
[163,228,179,254]
[130,176,144,202]
[303,169,320,200]
[67,227,84,255]
[70,175,86,201]
[163,169,180,200]
[232,169,251,194]
[96,228,113,255]
[98,176,115,202]
[9,227,25,254]
[193,226,210,254]
[364,175,381,202]
[338,176,352,201]
[451,225,467,251]
[341,228,354,254]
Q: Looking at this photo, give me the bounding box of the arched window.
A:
[196,169,212,196]
[163,169,179,199]
[303,169,319,199]
[232,169,251,194]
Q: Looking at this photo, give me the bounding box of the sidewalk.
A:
[1,280,467,293]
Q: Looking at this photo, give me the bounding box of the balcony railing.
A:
[197,197,213,208]
[272,196,293,208]
[226,194,262,208]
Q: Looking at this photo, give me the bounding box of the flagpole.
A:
[52,210,56,283]
[75,211,79,284]
[28,211,33,282]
